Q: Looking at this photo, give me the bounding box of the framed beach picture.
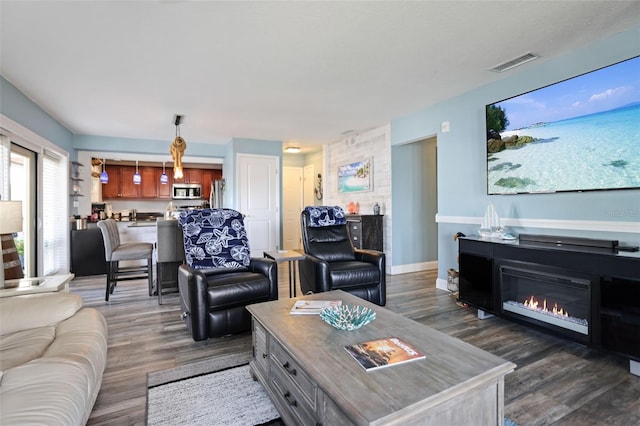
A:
[338,158,372,193]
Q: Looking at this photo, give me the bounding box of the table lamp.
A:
[0,200,24,288]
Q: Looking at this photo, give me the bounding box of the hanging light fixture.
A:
[133,160,141,185]
[100,158,109,184]
[160,161,168,184]
[170,114,187,179]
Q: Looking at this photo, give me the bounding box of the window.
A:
[9,144,36,277]
[42,150,68,275]
[1,118,70,277]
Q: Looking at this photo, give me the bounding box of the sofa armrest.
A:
[299,255,332,294]
[355,249,386,305]
[355,249,385,267]
[178,264,210,341]
[249,257,278,301]
[0,293,83,337]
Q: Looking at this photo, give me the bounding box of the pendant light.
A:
[160,161,168,184]
[99,158,109,184]
[170,114,186,179]
[133,160,141,185]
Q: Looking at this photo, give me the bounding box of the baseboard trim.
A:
[435,214,640,234]
[435,277,448,291]
[390,261,437,275]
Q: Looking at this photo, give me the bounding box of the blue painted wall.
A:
[1,76,74,153]
[73,134,229,158]
[391,25,640,278]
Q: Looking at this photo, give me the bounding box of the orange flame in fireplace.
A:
[523,296,569,317]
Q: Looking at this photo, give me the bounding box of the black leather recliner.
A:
[299,206,386,306]
[178,260,277,341]
[176,208,278,341]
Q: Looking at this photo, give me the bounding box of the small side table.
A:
[263,250,305,298]
[0,273,75,298]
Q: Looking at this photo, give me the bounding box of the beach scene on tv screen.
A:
[486,56,640,195]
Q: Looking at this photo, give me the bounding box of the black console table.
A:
[458,235,640,364]
[345,214,383,251]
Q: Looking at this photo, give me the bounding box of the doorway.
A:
[391,136,438,272]
[9,144,37,278]
[282,167,303,250]
[236,154,280,256]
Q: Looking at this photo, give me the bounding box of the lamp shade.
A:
[133,160,141,184]
[0,201,23,234]
[100,158,109,184]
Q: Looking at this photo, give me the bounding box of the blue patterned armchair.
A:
[177,208,278,341]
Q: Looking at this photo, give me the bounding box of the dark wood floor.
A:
[70,266,640,426]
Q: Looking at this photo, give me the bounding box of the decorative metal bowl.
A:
[319,304,376,331]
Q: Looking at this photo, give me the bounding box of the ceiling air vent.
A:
[490,53,539,73]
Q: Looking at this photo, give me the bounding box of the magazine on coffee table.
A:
[344,337,425,371]
[290,300,342,315]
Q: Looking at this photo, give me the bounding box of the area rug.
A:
[147,360,280,426]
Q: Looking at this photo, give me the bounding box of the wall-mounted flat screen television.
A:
[486,56,640,195]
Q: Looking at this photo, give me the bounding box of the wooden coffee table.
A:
[247,290,515,425]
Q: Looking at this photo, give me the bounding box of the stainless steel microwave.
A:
[172,183,202,200]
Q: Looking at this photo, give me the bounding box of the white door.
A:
[303,164,316,207]
[283,167,303,250]
[237,154,279,256]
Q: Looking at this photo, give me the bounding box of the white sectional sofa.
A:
[0,292,108,425]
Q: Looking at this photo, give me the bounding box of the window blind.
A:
[0,134,10,199]
[42,150,67,275]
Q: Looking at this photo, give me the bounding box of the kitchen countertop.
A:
[126,221,158,228]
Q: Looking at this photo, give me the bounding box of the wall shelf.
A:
[70,162,84,212]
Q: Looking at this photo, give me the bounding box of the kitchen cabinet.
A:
[173,168,203,184]
[201,169,222,201]
[157,169,173,199]
[101,165,121,199]
[201,170,213,201]
[185,168,202,184]
[139,167,157,198]
[119,166,139,198]
[102,166,162,199]
[101,164,220,200]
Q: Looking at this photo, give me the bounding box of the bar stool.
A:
[97,219,153,301]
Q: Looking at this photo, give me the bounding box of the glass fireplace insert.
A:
[499,261,592,343]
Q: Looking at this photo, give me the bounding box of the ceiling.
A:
[1,1,639,153]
